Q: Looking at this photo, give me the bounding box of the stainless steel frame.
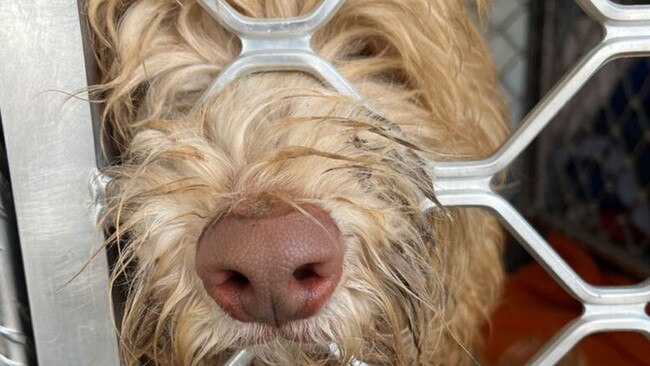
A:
[0,176,27,366]
[0,1,120,365]
[0,0,647,365]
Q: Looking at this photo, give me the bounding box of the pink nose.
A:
[195,204,343,326]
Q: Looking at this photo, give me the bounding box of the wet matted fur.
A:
[87,0,509,364]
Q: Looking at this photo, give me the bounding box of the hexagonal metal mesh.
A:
[191,0,649,364]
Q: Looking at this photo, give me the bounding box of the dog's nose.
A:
[196,204,343,325]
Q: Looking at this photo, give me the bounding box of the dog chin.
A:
[238,322,320,346]
[256,321,320,346]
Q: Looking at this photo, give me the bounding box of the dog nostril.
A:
[293,263,319,281]
[221,270,250,288]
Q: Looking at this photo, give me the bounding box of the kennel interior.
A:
[480,1,649,364]
[491,0,650,278]
[0,0,648,365]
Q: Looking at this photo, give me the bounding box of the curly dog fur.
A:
[87,0,509,364]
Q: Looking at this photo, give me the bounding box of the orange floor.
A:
[482,231,650,366]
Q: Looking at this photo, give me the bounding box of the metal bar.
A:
[328,343,370,366]
[576,0,650,23]
[196,0,345,37]
[528,303,650,365]
[0,354,26,366]
[431,37,650,178]
[437,185,650,304]
[197,51,364,107]
[0,0,120,365]
[194,0,360,110]
[432,1,650,180]
[223,350,255,366]
[0,185,28,365]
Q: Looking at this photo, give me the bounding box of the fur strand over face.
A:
[88,0,509,364]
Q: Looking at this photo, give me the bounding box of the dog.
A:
[87,0,509,364]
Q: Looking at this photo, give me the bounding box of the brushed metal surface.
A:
[0,0,120,365]
[194,0,355,107]
[0,188,27,366]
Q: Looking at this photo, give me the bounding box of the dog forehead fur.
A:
[88,0,509,364]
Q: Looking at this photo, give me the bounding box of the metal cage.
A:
[0,0,648,365]
[530,0,650,278]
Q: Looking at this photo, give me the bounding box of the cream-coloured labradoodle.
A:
[88,0,509,364]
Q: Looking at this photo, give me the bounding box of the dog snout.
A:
[196,203,343,326]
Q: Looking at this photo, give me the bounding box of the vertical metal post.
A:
[0,0,120,365]
[0,174,28,366]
